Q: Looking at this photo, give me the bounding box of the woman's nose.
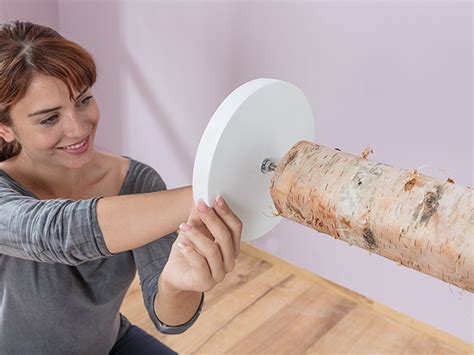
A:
[63,113,88,137]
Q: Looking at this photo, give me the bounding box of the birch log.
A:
[270,140,473,292]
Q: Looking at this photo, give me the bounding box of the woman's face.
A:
[3,74,100,169]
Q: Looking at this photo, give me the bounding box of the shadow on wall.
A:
[60,1,125,155]
[0,0,129,151]
[0,0,194,170]
[120,46,194,171]
[63,0,194,170]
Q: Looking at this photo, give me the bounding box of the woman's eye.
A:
[79,96,93,106]
[40,115,58,125]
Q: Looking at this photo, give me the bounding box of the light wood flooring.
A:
[120,244,473,354]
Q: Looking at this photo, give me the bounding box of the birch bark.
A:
[270,140,473,292]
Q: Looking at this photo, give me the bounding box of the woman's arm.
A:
[153,197,243,329]
[96,185,193,254]
[154,275,204,328]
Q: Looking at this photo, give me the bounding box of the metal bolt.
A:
[261,158,277,174]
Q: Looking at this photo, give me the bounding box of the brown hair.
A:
[0,20,97,161]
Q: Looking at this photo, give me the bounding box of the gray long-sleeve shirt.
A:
[0,157,202,354]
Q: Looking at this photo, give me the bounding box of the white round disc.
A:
[192,78,315,241]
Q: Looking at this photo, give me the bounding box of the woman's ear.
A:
[0,124,16,143]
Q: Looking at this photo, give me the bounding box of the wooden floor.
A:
[120,244,472,354]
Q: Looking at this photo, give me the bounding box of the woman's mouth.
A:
[58,136,91,155]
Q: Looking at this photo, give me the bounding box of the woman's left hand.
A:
[160,196,242,293]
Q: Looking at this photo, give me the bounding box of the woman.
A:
[0,20,242,354]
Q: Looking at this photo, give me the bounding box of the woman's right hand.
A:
[160,196,242,293]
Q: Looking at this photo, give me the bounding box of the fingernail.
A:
[179,223,192,232]
[178,242,187,250]
[197,199,208,213]
[216,195,224,208]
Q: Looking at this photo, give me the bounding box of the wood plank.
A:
[201,251,272,311]
[155,265,294,353]
[307,305,470,354]
[241,243,473,353]
[195,274,314,353]
[241,243,373,305]
[121,252,271,325]
[403,331,472,354]
[227,286,357,354]
[120,245,473,354]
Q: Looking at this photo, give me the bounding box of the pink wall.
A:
[2,0,472,343]
[0,0,57,27]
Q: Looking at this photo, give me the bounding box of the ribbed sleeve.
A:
[127,162,203,334]
[0,178,112,265]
